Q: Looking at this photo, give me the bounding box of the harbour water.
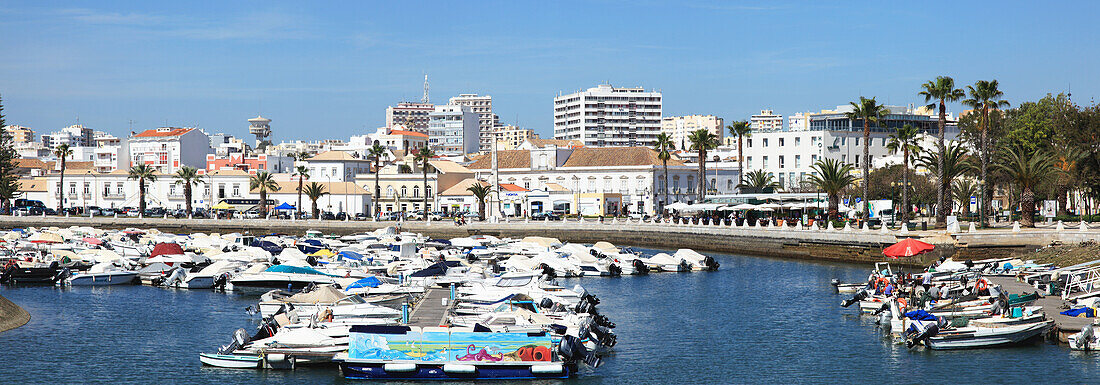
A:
[4,249,1100,384]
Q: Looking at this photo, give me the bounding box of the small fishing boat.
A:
[199,353,262,368]
[1068,322,1100,351]
[921,320,1052,350]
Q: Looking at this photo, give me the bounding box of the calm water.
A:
[4,251,1100,384]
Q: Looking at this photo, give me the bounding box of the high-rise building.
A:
[448,94,499,152]
[553,84,662,147]
[750,109,784,132]
[3,125,35,143]
[660,115,724,151]
[427,105,479,156]
[42,124,94,148]
[385,102,435,134]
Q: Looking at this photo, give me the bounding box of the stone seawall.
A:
[0,294,30,333]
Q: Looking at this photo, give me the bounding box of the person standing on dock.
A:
[922,271,932,291]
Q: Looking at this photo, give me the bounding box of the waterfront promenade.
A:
[2,216,1100,266]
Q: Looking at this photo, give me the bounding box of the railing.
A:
[1063,266,1100,300]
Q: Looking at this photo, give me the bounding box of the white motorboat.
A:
[257,286,401,320]
[921,320,1052,350]
[199,353,261,368]
[64,262,138,286]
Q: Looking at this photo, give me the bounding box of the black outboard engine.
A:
[219,328,251,354]
[607,264,622,277]
[841,289,868,308]
[466,253,478,263]
[212,273,229,292]
[538,263,557,279]
[632,259,649,275]
[305,255,318,267]
[558,335,585,363]
[702,256,720,271]
[539,297,555,309]
[905,319,941,348]
[677,259,691,272]
[593,314,616,329]
[54,268,72,284]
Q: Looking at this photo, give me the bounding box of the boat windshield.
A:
[495,276,533,287]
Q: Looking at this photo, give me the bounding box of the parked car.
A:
[531,212,561,221]
[354,213,368,221]
[379,212,401,221]
[144,207,167,217]
[335,212,349,221]
[319,211,336,220]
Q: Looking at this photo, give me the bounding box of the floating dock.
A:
[987,276,1091,341]
[406,287,453,327]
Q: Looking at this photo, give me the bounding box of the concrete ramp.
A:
[0,294,30,333]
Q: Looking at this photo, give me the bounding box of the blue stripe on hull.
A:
[339,363,574,380]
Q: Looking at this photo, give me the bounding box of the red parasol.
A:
[151,242,184,257]
[82,237,103,245]
[883,238,935,258]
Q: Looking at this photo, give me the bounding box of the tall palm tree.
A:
[415,147,435,221]
[1051,144,1086,216]
[917,142,973,215]
[52,144,73,212]
[249,171,280,215]
[727,121,752,187]
[304,182,328,219]
[128,164,157,215]
[290,151,312,163]
[687,129,719,202]
[919,76,965,226]
[467,183,492,221]
[653,133,674,212]
[368,143,387,218]
[173,166,200,215]
[962,79,1010,227]
[887,124,922,222]
[293,165,310,218]
[845,96,889,220]
[738,170,780,192]
[952,179,978,217]
[996,147,1060,227]
[808,158,857,220]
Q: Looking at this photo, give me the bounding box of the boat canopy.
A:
[347,276,382,289]
[277,285,347,304]
[337,251,365,261]
[264,264,338,276]
[151,243,184,257]
[250,240,283,255]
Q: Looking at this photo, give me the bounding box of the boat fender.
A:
[530,363,564,374]
[384,363,418,373]
[442,364,477,375]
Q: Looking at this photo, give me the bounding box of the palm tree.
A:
[952,179,978,217]
[962,80,1010,227]
[467,183,492,220]
[249,171,280,216]
[128,164,157,215]
[290,151,312,163]
[653,133,674,212]
[886,124,922,222]
[845,96,889,220]
[919,76,966,226]
[292,165,309,218]
[415,147,435,222]
[738,169,780,192]
[173,166,200,215]
[1051,144,1086,216]
[727,121,752,187]
[808,158,857,220]
[368,143,387,218]
[687,129,720,202]
[996,147,1060,227]
[303,182,328,219]
[52,144,73,212]
[917,142,973,217]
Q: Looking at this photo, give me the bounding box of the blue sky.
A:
[1,1,1097,141]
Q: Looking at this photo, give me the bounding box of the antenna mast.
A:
[422,74,430,104]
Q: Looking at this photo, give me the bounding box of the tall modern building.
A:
[385,102,435,134]
[750,109,784,132]
[41,124,94,148]
[4,126,35,143]
[447,94,499,152]
[427,105,479,156]
[660,115,724,151]
[553,84,662,147]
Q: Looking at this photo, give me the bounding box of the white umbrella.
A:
[756,203,782,210]
[731,203,757,210]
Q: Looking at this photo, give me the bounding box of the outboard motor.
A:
[841,289,869,308]
[305,255,318,267]
[632,259,649,275]
[54,268,72,284]
[1076,323,1096,350]
[539,263,557,279]
[465,253,478,263]
[607,264,622,277]
[212,273,230,292]
[593,314,616,329]
[218,328,251,354]
[702,256,720,271]
[557,335,586,363]
[677,259,691,272]
[539,297,555,309]
[830,279,841,292]
[905,320,941,348]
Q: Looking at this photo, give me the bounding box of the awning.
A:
[211,201,233,210]
[665,202,689,210]
[683,203,724,212]
[274,202,295,210]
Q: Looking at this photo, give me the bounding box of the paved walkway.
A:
[407,287,452,327]
[987,276,1092,335]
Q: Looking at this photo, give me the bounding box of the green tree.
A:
[996,147,1061,227]
[249,171,280,215]
[467,183,492,220]
[808,158,858,220]
[52,143,74,212]
[368,143,387,218]
[173,166,200,214]
[304,181,328,219]
[845,96,889,220]
[727,121,752,186]
[292,165,310,218]
[962,80,1010,226]
[415,146,435,221]
[653,133,674,211]
[917,142,973,216]
[887,124,922,222]
[0,94,18,212]
[919,76,966,226]
[952,179,978,217]
[738,169,779,192]
[128,164,157,214]
[688,129,720,202]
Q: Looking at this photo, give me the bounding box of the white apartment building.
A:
[42,124,94,148]
[787,112,810,131]
[385,102,435,134]
[750,110,784,132]
[427,104,479,156]
[303,151,374,182]
[122,127,213,174]
[660,115,724,151]
[493,126,535,151]
[728,104,957,191]
[553,84,662,148]
[448,94,500,152]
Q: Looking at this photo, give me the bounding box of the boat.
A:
[228,264,351,294]
[1,262,61,285]
[199,353,262,369]
[918,320,1052,350]
[62,262,138,286]
[1069,322,1100,351]
[257,285,402,320]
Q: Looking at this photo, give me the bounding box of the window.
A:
[687,177,694,194]
[795,155,801,168]
[620,180,627,193]
[588,179,596,192]
[747,138,752,147]
[169,185,177,196]
[882,138,888,146]
[795,137,801,146]
[426,186,432,197]
[779,138,785,147]
[103,184,109,197]
[401,186,407,197]
[727,180,733,190]
[763,156,769,168]
[763,138,769,147]
[232,184,240,197]
[413,186,419,197]
[779,156,785,169]
[83,182,90,194]
[855,155,860,167]
[745,156,751,168]
[855,137,860,146]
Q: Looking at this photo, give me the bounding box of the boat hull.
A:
[926,321,1051,350]
[199,353,261,369]
[338,360,575,380]
[66,272,138,286]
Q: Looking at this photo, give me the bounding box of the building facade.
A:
[427,104,479,156]
[122,127,213,174]
[448,94,500,152]
[4,125,35,143]
[660,115,724,151]
[553,84,663,148]
[492,126,536,151]
[750,110,784,132]
[355,159,474,214]
[385,102,435,134]
[41,124,94,148]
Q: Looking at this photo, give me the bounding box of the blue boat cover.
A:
[1061,308,1096,318]
[347,276,381,289]
[338,251,365,261]
[904,310,938,321]
[300,239,324,247]
[251,240,284,255]
[265,265,338,276]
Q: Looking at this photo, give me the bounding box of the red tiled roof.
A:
[133,127,194,138]
[499,183,528,192]
[389,129,428,138]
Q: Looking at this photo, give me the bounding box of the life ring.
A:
[897,298,908,308]
[975,278,988,293]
